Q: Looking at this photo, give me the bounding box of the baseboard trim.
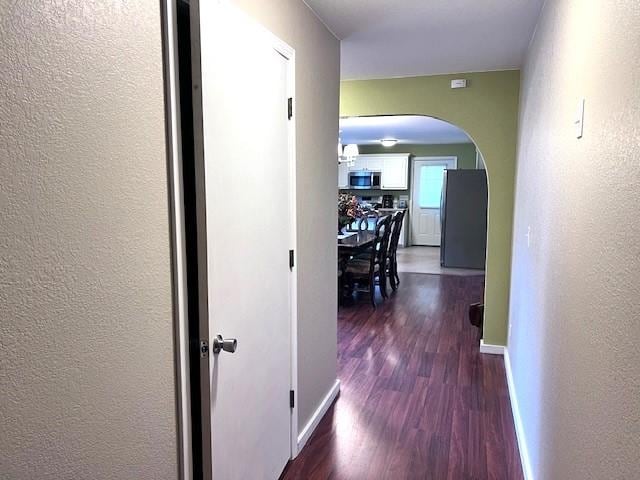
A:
[504,348,534,480]
[479,339,505,355]
[296,379,340,453]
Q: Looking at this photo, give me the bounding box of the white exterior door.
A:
[200,3,294,479]
[410,157,457,246]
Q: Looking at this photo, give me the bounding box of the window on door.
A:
[418,164,447,208]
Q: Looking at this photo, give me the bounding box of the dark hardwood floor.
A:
[281,273,523,480]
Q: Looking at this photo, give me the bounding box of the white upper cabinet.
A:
[349,156,367,171]
[365,157,384,171]
[338,163,349,188]
[339,154,410,190]
[381,155,409,189]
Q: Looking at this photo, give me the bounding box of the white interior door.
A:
[200,3,294,479]
[410,157,457,246]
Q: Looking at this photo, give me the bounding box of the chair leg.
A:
[369,279,376,309]
[389,258,397,291]
[380,270,388,299]
[393,255,400,286]
[389,268,397,291]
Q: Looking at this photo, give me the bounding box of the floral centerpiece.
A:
[338,194,364,233]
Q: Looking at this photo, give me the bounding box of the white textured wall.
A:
[0,2,177,479]
[509,0,640,478]
[231,0,340,431]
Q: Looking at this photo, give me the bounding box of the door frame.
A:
[160,0,194,478]
[165,0,300,477]
[276,25,300,464]
[409,156,457,246]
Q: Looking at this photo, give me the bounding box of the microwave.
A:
[348,170,381,190]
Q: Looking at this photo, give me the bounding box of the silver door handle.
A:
[212,335,237,354]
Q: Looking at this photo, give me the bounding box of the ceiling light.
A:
[380,139,398,147]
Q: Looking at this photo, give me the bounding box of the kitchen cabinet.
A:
[381,155,409,190]
[338,163,349,188]
[339,154,410,190]
[365,157,384,171]
[349,157,367,171]
[347,156,384,172]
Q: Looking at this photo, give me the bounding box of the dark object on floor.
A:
[469,302,484,328]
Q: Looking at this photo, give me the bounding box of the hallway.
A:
[282,273,522,479]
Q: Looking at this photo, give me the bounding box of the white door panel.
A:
[200,3,293,479]
[410,157,456,246]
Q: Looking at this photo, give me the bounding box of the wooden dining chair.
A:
[344,215,392,308]
[365,211,379,231]
[386,210,405,291]
[348,216,368,232]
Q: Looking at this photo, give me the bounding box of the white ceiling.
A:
[340,115,472,145]
[304,0,544,79]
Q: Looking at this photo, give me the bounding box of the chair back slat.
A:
[388,210,405,256]
[370,215,392,272]
[349,216,368,231]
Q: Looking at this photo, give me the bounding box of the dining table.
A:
[337,230,375,273]
[337,230,376,254]
[337,230,375,303]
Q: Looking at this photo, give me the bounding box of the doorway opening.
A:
[287,118,507,479]
[338,114,488,284]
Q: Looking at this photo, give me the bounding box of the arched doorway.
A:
[340,71,520,346]
[339,113,489,303]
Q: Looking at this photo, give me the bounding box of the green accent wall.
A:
[358,143,477,169]
[341,71,520,345]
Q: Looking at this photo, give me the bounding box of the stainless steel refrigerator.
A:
[440,170,488,269]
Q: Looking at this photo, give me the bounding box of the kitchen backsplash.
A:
[342,192,409,209]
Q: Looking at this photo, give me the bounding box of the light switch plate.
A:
[574,98,585,139]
